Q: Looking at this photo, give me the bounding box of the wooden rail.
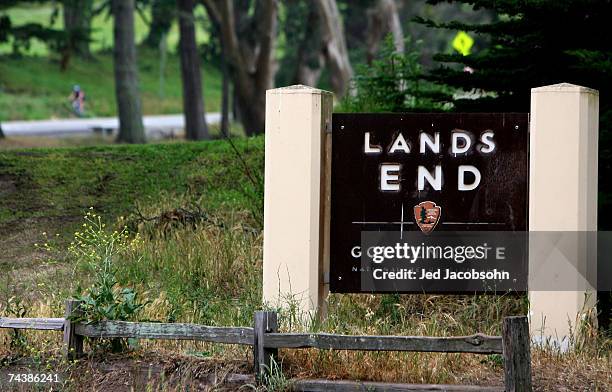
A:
[0,301,532,391]
[253,312,531,392]
[264,332,502,354]
[0,317,64,331]
[75,320,254,345]
[292,379,505,392]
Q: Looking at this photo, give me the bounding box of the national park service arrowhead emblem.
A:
[414,201,441,234]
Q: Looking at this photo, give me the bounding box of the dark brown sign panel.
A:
[330,113,529,293]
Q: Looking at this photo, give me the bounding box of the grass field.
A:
[0,2,211,56]
[0,138,262,237]
[0,3,221,121]
[0,140,609,390]
[0,48,223,121]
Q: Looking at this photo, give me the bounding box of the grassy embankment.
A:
[0,3,220,121]
[0,49,223,121]
[0,140,609,390]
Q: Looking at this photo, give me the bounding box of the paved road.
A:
[2,113,221,138]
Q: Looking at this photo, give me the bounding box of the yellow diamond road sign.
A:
[452,31,474,56]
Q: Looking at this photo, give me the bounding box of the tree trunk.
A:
[220,28,230,137]
[207,8,229,136]
[202,0,278,136]
[232,83,240,122]
[313,0,352,97]
[112,0,146,144]
[144,0,174,48]
[234,88,267,137]
[0,123,4,139]
[293,4,324,87]
[177,0,209,140]
[366,0,404,64]
[63,0,93,58]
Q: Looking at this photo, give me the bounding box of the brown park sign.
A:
[330,113,529,293]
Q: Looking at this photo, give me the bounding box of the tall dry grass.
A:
[0,199,610,389]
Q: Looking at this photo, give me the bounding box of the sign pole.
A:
[529,83,599,349]
[263,85,333,316]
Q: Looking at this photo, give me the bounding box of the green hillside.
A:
[0,49,222,121]
[0,3,220,121]
[0,2,210,56]
[0,137,263,228]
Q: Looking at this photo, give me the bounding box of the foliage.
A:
[118,193,263,326]
[0,2,210,56]
[140,0,176,48]
[67,209,145,352]
[416,0,611,108]
[0,297,28,352]
[70,210,144,321]
[260,357,293,392]
[0,1,68,56]
[2,22,67,56]
[339,36,450,113]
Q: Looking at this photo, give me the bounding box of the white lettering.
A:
[458,165,481,191]
[417,166,442,191]
[480,131,496,153]
[420,132,440,154]
[496,247,505,259]
[389,133,410,154]
[364,132,382,154]
[381,164,401,191]
[452,131,471,154]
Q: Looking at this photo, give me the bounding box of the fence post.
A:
[253,311,278,380]
[503,316,532,392]
[263,85,333,317]
[528,83,598,349]
[63,299,83,360]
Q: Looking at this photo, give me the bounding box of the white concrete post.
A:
[529,83,599,348]
[263,85,333,316]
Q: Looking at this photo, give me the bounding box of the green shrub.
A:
[339,36,451,113]
[69,210,146,352]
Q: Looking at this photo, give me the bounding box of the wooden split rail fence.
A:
[0,300,532,392]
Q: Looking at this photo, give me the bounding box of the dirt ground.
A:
[0,349,610,391]
[1,352,256,391]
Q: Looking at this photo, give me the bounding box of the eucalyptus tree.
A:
[62,0,94,57]
[365,0,404,63]
[112,0,146,143]
[278,0,354,97]
[177,0,209,140]
[201,0,278,136]
[313,0,353,97]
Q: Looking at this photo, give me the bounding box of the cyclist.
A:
[69,85,85,117]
